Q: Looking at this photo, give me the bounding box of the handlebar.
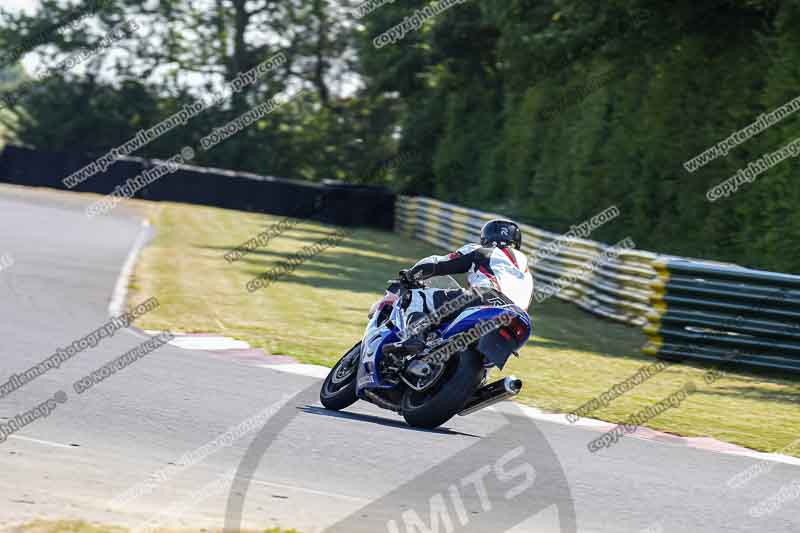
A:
[387,278,425,291]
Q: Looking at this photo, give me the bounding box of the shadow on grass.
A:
[204,221,683,370]
[203,225,433,261]
[202,239,425,296]
[525,338,576,351]
[299,405,481,438]
[241,269,398,296]
[695,384,800,405]
[228,244,653,362]
[527,299,648,360]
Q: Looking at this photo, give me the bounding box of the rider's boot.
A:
[383,336,426,357]
[384,312,429,357]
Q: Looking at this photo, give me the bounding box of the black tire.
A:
[320,342,360,411]
[401,350,484,429]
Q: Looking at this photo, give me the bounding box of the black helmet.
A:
[480,219,522,250]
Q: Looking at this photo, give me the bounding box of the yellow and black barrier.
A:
[396,196,800,373]
[394,196,658,326]
[643,258,800,372]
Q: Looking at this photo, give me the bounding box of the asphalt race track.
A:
[0,186,798,533]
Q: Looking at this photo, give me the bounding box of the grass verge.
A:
[129,201,800,456]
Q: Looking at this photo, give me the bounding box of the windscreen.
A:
[423,275,462,290]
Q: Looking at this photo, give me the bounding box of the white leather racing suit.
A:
[404,243,534,320]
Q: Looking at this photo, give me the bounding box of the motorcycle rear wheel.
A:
[401,350,484,429]
[320,342,360,411]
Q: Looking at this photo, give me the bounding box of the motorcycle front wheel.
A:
[401,350,484,429]
[320,342,360,411]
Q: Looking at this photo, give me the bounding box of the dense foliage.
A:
[0,0,798,271]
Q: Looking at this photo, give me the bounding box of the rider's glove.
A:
[400,263,436,288]
[398,269,414,287]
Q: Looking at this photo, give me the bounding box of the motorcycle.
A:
[320,275,532,429]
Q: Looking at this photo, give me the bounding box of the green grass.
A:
[129,201,800,457]
[13,522,297,533]
[129,201,438,366]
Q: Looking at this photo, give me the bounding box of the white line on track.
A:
[245,477,370,503]
[8,435,75,449]
[260,363,331,379]
[108,219,151,317]
[168,336,251,350]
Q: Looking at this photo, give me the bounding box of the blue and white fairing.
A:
[355,295,404,394]
[355,283,532,397]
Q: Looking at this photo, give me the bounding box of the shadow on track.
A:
[298,405,482,438]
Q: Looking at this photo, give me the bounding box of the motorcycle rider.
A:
[386,219,534,356]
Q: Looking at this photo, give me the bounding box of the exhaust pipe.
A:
[458,376,523,416]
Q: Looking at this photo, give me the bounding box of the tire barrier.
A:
[643,258,800,373]
[0,144,395,229]
[395,195,658,327]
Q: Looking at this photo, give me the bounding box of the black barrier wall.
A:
[0,145,395,229]
[644,259,800,373]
